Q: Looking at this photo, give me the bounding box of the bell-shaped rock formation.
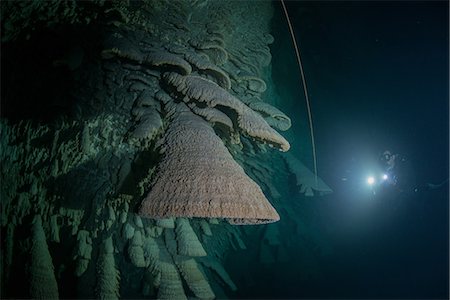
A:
[139,105,279,224]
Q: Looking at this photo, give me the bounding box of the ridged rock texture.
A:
[162,72,290,151]
[29,215,59,300]
[0,0,332,299]
[139,106,280,224]
[96,237,120,300]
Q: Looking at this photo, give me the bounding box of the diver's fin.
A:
[426,178,449,190]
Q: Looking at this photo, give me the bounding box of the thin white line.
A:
[281,0,318,188]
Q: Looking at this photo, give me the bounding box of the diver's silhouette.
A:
[379,150,448,195]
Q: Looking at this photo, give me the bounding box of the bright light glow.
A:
[382,174,388,180]
[367,176,375,185]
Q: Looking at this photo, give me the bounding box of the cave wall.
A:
[0,1,331,298]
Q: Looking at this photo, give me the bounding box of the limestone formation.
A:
[163,73,290,151]
[102,44,192,76]
[139,107,280,224]
[189,103,234,132]
[29,216,59,299]
[0,0,334,298]
[199,258,237,292]
[175,218,207,257]
[49,214,60,243]
[132,108,163,140]
[200,220,213,236]
[122,222,135,240]
[128,230,146,268]
[283,153,333,197]
[156,241,187,300]
[249,101,292,131]
[96,237,120,300]
[176,258,215,299]
[184,51,231,89]
[74,230,93,277]
[156,218,175,229]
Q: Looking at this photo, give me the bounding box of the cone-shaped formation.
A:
[175,218,207,257]
[199,220,212,236]
[29,215,59,300]
[96,237,120,300]
[128,231,146,268]
[176,258,215,300]
[199,257,237,292]
[157,240,187,300]
[139,107,280,224]
[283,153,333,196]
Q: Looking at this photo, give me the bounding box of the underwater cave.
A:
[1,1,333,298]
[1,0,448,299]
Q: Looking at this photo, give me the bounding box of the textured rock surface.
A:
[163,72,290,151]
[140,107,280,224]
[29,216,59,299]
[0,0,332,298]
[96,237,120,300]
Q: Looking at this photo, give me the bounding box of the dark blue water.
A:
[269,1,449,298]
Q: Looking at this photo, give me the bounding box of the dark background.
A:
[266,1,448,298]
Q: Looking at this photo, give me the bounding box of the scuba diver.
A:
[378,150,448,195]
[376,150,415,195]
